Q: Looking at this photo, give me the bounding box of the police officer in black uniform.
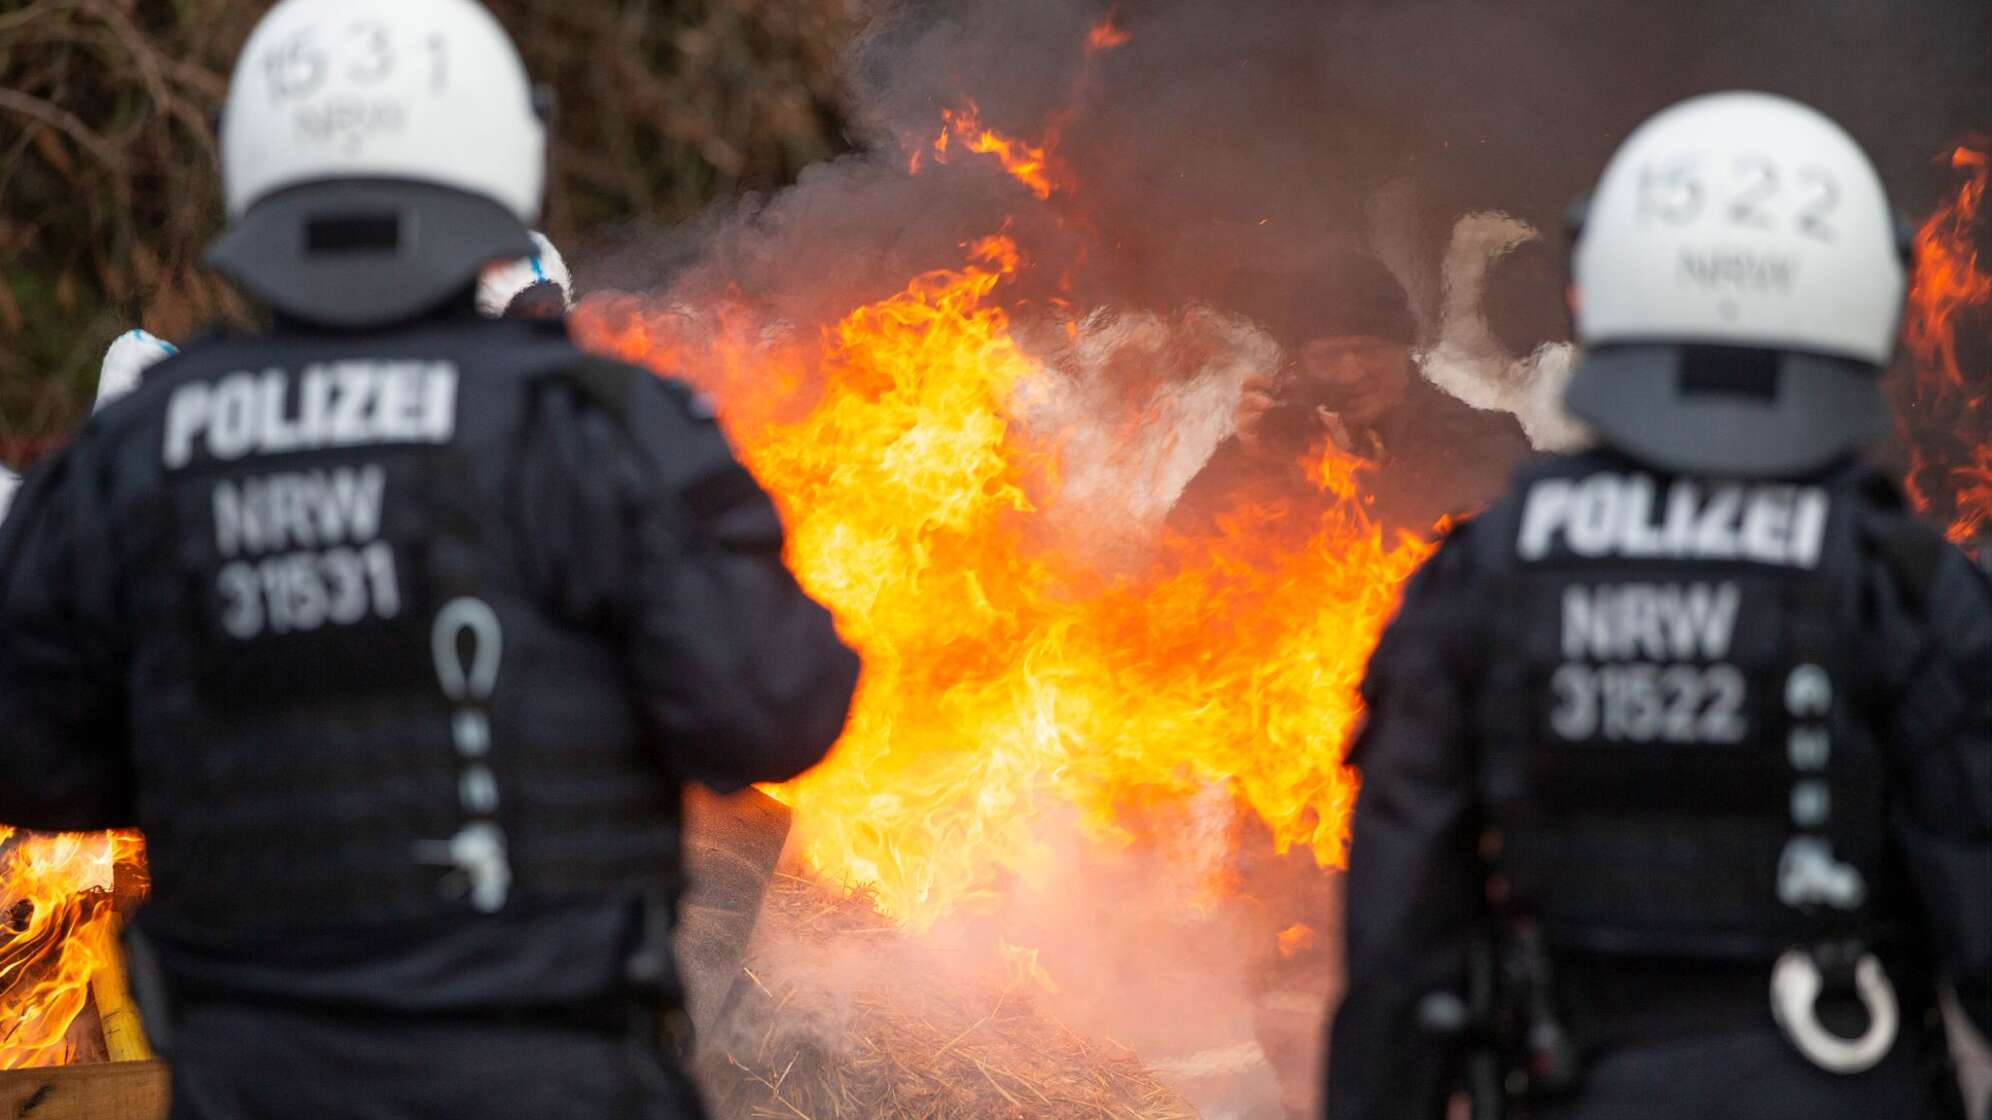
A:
[0,1,859,1117]
[1326,92,1992,1120]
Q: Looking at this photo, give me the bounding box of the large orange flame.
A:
[577,237,1431,925]
[0,829,144,1069]
[10,96,1979,1081]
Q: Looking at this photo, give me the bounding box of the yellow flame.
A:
[0,830,143,1069]
[577,237,1430,927]
[925,103,1061,201]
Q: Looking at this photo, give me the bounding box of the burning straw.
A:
[699,873,1199,1120]
[0,829,147,1069]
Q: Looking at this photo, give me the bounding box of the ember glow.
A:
[907,12,1126,200]
[1085,9,1133,54]
[577,234,1432,925]
[927,103,1062,201]
[0,829,144,1069]
[1907,146,1990,397]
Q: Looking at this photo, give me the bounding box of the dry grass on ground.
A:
[700,873,1201,1120]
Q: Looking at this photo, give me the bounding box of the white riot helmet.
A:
[476,231,572,319]
[208,0,547,328]
[1565,91,1910,476]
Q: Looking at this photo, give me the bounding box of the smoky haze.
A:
[570,3,1990,1117]
[579,0,1991,349]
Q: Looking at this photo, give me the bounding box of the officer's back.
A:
[1328,93,1991,1120]
[0,2,859,1117]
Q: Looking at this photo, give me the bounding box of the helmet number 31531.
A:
[260,23,452,158]
[265,23,450,99]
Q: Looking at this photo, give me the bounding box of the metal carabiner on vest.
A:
[1770,944,1899,1073]
[433,597,504,701]
[414,822,513,914]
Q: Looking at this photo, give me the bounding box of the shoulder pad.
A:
[1450,491,1524,571]
[562,358,717,429]
[1860,508,1952,617]
[649,376,720,423]
[564,356,642,423]
[1516,447,1629,483]
[1852,467,1912,512]
[1401,516,1484,598]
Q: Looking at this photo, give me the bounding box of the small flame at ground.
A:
[998,938,1064,995]
[0,829,144,1070]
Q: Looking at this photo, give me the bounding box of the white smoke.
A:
[1417,210,1592,452]
[1011,305,1277,565]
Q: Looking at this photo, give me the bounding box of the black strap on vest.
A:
[1781,566,1882,948]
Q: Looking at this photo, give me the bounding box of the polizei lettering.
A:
[1517,473,1829,568]
[164,361,458,468]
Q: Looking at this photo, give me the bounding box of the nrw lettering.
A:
[213,465,385,559]
[1518,472,1829,568]
[1563,581,1742,661]
[165,361,457,468]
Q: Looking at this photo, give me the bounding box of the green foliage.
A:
[0,0,856,461]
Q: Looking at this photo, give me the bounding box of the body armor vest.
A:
[116,318,681,932]
[1467,457,1901,960]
